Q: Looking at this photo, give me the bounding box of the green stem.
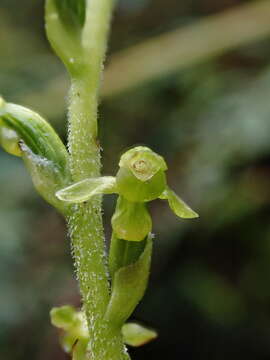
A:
[67,1,128,359]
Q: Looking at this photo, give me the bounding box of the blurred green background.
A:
[1,0,270,359]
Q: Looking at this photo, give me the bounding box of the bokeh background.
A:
[1,0,270,359]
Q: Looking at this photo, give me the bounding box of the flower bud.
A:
[50,305,89,357]
[50,305,77,331]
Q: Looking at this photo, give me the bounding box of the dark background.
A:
[1,0,270,359]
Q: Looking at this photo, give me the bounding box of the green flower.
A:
[50,305,158,358]
[56,146,198,241]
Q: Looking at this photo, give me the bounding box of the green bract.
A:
[45,0,86,75]
[0,97,70,213]
[55,0,86,28]
[105,235,153,326]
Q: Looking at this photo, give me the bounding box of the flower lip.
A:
[119,146,167,182]
[132,159,148,173]
[131,159,153,181]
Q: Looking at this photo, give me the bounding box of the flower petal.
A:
[56,176,117,203]
[160,187,199,219]
[111,196,152,241]
[122,322,158,347]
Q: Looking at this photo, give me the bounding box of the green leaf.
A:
[56,176,117,203]
[105,235,153,327]
[122,322,158,347]
[160,187,199,219]
[111,196,152,241]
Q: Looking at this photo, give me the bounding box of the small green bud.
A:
[112,196,152,241]
[50,305,77,330]
[50,306,89,356]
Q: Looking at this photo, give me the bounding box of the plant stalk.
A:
[67,1,128,359]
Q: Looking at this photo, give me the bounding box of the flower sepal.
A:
[159,187,199,219]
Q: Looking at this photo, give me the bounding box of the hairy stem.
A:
[67,1,128,359]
